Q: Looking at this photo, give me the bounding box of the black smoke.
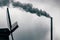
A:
[12,1,51,18]
[0,0,9,7]
[0,0,51,17]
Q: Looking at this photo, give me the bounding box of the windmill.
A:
[6,7,19,40]
[0,8,19,40]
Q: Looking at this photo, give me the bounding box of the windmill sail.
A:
[7,8,14,40]
[6,8,19,40]
[11,22,19,33]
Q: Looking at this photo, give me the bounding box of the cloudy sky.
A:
[0,0,60,40]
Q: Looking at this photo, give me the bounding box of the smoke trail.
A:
[0,0,51,18]
[12,1,51,18]
[0,0,9,7]
[0,0,51,17]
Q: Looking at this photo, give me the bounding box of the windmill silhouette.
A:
[7,7,19,40]
[0,8,19,40]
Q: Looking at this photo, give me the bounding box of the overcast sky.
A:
[0,0,60,40]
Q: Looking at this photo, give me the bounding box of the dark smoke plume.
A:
[0,0,51,17]
[12,1,51,18]
[0,0,9,7]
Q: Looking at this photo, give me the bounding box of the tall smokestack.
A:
[51,17,53,40]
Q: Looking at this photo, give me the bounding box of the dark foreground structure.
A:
[0,28,10,40]
[0,8,19,40]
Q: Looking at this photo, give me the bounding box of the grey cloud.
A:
[0,0,9,7]
[54,0,60,3]
[31,0,60,7]
[54,0,60,6]
[32,0,60,3]
[14,25,49,40]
